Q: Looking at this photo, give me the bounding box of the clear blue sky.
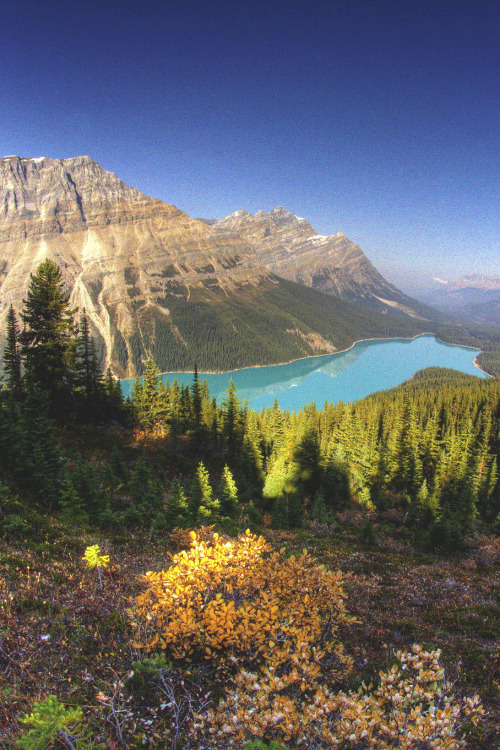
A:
[1,0,498,289]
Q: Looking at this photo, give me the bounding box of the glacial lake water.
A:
[121,335,486,412]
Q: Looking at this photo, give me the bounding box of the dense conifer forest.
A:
[114,275,500,377]
[0,261,499,748]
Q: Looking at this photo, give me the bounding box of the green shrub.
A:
[17,695,84,750]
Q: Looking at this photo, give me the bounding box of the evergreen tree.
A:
[272,495,289,529]
[311,489,328,523]
[163,478,190,528]
[19,385,60,506]
[222,379,241,456]
[3,305,23,395]
[178,384,192,431]
[189,462,219,523]
[322,445,350,507]
[190,363,204,443]
[263,455,291,501]
[294,427,322,499]
[139,358,167,433]
[76,310,101,401]
[218,465,239,517]
[0,393,21,478]
[169,378,181,430]
[103,367,125,421]
[59,475,89,526]
[132,376,144,420]
[69,460,104,515]
[20,260,78,414]
[240,433,265,493]
[129,456,152,501]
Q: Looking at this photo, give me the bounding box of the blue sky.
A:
[1,0,498,290]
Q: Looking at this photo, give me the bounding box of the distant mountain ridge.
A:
[440,274,500,291]
[419,274,500,326]
[0,155,453,376]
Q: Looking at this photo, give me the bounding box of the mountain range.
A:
[418,275,500,327]
[0,155,456,377]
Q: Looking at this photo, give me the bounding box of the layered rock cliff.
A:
[0,156,269,375]
[207,207,433,318]
[0,155,444,376]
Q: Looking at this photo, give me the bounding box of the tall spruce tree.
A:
[3,305,23,395]
[20,259,78,413]
[191,364,203,435]
[103,367,125,421]
[77,310,101,401]
[139,358,167,433]
[222,379,241,456]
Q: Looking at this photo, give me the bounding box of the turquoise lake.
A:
[121,335,486,412]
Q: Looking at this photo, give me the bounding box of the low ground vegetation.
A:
[0,518,497,748]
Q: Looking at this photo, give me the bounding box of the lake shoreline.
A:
[123,332,487,382]
[473,357,493,378]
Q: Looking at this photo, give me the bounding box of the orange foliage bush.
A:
[131,530,483,749]
[167,524,215,550]
[132,529,354,676]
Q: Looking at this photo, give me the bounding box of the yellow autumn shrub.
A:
[131,530,484,748]
[132,529,354,681]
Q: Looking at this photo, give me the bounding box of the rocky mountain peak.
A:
[0,155,267,376]
[0,154,155,229]
[0,155,440,377]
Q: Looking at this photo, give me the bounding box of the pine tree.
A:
[18,385,60,506]
[139,358,167,433]
[132,376,144,419]
[294,427,322,499]
[222,379,241,456]
[69,459,105,515]
[163,478,190,528]
[129,456,152,501]
[178,384,192,431]
[311,489,328,522]
[322,445,350,507]
[3,305,23,395]
[240,433,264,493]
[190,363,204,443]
[76,310,101,400]
[189,462,219,523]
[59,475,89,526]
[218,465,239,517]
[103,367,124,421]
[20,260,78,414]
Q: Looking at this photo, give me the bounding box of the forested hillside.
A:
[0,261,499,748]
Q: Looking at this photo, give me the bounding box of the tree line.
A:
[1,260,499,551]
[129,359,500,549]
